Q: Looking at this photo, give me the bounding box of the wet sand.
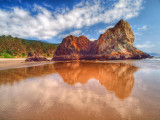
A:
[0,58,160,120]
[0,61,160,120]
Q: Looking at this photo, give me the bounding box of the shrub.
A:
[3,53,15,58]
[6,50,13,55]
[21,53,26,57]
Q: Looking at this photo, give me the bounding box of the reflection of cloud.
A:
[0,72,142,120]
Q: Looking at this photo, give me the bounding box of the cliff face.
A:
[52,19,151,61]
[53,35,92,60]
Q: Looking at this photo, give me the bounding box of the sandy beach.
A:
[0,58,54,70]
[0,58,160,120]
[0,57,160,71]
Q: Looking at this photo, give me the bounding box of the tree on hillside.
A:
[0,35,59,57]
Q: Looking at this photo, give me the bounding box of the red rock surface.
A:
[52,19,151,61]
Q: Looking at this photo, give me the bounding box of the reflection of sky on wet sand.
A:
[0,62,160,120]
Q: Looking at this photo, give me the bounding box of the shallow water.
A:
[0,60,160,120]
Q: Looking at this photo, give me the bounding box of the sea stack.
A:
[52,19,151,61]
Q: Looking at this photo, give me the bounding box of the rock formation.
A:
[25,51,49,62]
[52,19,151,61]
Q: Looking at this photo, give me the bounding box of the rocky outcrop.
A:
[52,19,151,61]
[25,51,48,62]
[52,35,92,60]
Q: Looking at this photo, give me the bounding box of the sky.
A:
[0,0,160,53]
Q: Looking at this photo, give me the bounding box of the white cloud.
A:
[59,30,82,38]
[134,32,143,36]
[98,25,114,33]
[135,42,155,48]
[70,30,82,36]
[89,38,97,41]
[43,3,54,9]
[138,25,147,30]
[0,0,143,40]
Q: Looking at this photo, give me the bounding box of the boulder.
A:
[25,51,49,62]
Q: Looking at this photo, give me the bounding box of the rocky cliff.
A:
[52,19,151,61]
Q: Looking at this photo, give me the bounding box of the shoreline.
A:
[0,57,159,71]
[0,58,54,70]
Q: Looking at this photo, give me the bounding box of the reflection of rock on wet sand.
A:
[0,61,138,99]
[0,65,56,85]
[54,62,138,99]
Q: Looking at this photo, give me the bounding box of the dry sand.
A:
[0,58,54,70]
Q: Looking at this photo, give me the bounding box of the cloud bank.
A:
[0,0,143,40]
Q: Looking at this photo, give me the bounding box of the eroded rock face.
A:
[25,51,48,62]
[53,35,93,60]
[52,19,151,61]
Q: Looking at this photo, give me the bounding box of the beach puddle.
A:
[0,61,160,120]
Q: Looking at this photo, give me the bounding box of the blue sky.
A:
[0,0,160,53]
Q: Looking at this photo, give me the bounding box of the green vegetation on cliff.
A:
[0,35,59,58]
